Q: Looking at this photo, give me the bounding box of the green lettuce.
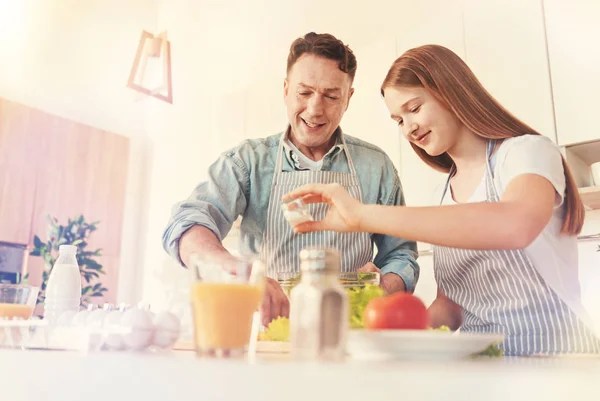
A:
[259,316,290,341]
[347,284,385,329]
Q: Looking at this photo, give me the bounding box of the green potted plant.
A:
[28,215,108,307]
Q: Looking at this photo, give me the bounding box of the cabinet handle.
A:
[577,233,600,242]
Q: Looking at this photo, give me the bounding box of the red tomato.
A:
[363,292,428,330]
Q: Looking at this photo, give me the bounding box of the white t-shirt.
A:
[441,134,591,327]
[283,136,324,171]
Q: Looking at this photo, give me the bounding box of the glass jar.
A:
[278,270,380,297]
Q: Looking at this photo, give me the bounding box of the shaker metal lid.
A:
[299,247,340,273]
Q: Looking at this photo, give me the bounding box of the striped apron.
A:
[433,140,600,356]
[260,133,373,278]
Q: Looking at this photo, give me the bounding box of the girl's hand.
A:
[283,183,366,233]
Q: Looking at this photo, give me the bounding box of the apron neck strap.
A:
[439,139,498,205]
[275,128,356,175]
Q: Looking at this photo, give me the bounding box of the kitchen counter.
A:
[0,348,598,401]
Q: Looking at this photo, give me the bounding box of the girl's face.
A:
[383,86,464,157]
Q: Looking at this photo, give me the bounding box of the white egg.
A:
[121,308,154,351]
[86,309,109,328]
[72,310,91,327]
[152,311,181,349]
[103,310,125,350]
[56,310,77,327]
[83,309,109,351]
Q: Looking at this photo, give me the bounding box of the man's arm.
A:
[162,147,290,325]
[372,172,420,293]
[162,152,249,265]
[179,225,236,268]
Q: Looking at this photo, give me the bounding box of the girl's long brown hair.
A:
[381,44,584,235]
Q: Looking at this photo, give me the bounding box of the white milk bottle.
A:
[44,245,82,324]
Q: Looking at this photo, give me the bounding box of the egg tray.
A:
[0,314,180,353]
[0,318,50,350]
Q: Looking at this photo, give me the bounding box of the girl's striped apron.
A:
[260,133,373,277]
[433,140,600,356]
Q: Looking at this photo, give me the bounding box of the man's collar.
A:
[282,126,344,170]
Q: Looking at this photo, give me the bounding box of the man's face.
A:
[284,54,354,150]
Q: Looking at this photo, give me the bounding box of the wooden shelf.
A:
[579,186,600,210]
[564,140,600,166]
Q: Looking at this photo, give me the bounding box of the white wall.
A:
[0,0,156,138]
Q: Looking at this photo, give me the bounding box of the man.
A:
[163,32,419,326]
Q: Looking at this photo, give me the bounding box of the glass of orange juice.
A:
[190,255,265,358]
[0,284,39,319]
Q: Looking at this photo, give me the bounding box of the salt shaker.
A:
[289,247,348,361]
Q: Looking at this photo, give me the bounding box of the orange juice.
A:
[0,303,34,319]
[191,282,262,350]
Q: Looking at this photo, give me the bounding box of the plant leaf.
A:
[33,235,43,249]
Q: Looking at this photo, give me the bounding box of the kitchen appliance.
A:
[0,241,28,284]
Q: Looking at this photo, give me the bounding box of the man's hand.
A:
[261,278,290,327]
[358,262,406,294]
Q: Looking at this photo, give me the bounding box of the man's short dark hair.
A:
[286,32,357,82]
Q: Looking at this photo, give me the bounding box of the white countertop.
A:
[0,349,598,401]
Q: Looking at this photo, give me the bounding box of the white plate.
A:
[347,329,504,361]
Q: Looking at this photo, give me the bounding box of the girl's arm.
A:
[428,288,463,330]
[359,174,556,250]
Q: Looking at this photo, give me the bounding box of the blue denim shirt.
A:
[162,129,420,291]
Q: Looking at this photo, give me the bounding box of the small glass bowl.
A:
[0,284,39,320]
[280,198,314,226]
[277,271,380,298]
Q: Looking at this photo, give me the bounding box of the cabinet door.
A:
[395,0,464,210]
[577,240,600,334]
[463,0,556,141]
[544,0,600,146]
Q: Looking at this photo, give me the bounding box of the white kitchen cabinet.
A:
[544,0,600,146]
[463,0,556,141]
[578,243,600,334]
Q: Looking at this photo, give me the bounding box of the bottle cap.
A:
[299,247,341,274]
[59,245,78,254]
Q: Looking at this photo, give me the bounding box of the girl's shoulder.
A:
[496,134,557,155]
